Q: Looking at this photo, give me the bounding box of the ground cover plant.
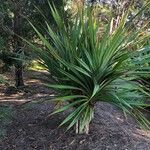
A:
[0,74,6,85]
[0,105,14,139]
[28,3,150,134]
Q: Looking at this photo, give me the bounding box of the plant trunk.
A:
[76,120,79,134]
[75,108,94,134]
[75,120,90,134]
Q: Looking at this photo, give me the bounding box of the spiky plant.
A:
[28,4,150,134]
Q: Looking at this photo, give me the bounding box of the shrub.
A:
[28,5,150,134]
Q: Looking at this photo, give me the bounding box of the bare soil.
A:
[0,70,150,150]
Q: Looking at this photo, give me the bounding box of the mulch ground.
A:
[0,70,150,150]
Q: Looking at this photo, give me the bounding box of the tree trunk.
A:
[14,62,24,87]
[13,2,24,87]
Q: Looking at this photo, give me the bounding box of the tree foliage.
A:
[0,0,67,86]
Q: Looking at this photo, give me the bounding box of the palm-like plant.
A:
[28,4,150,134]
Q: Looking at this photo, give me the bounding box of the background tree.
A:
[0,0,68,87]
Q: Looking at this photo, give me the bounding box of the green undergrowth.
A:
[0,105,14,140]
[28,60,47,71]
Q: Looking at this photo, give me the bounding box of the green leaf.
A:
[51,100,86,115]
[59,102,87,127]
[45,84,81,90]
[53,95,87,102]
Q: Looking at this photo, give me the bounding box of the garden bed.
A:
[0,71,150,150]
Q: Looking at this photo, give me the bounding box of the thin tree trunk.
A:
[14,63,24,87]
[13,2,24,87]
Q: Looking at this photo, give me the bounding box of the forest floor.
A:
[0,70,150,150]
